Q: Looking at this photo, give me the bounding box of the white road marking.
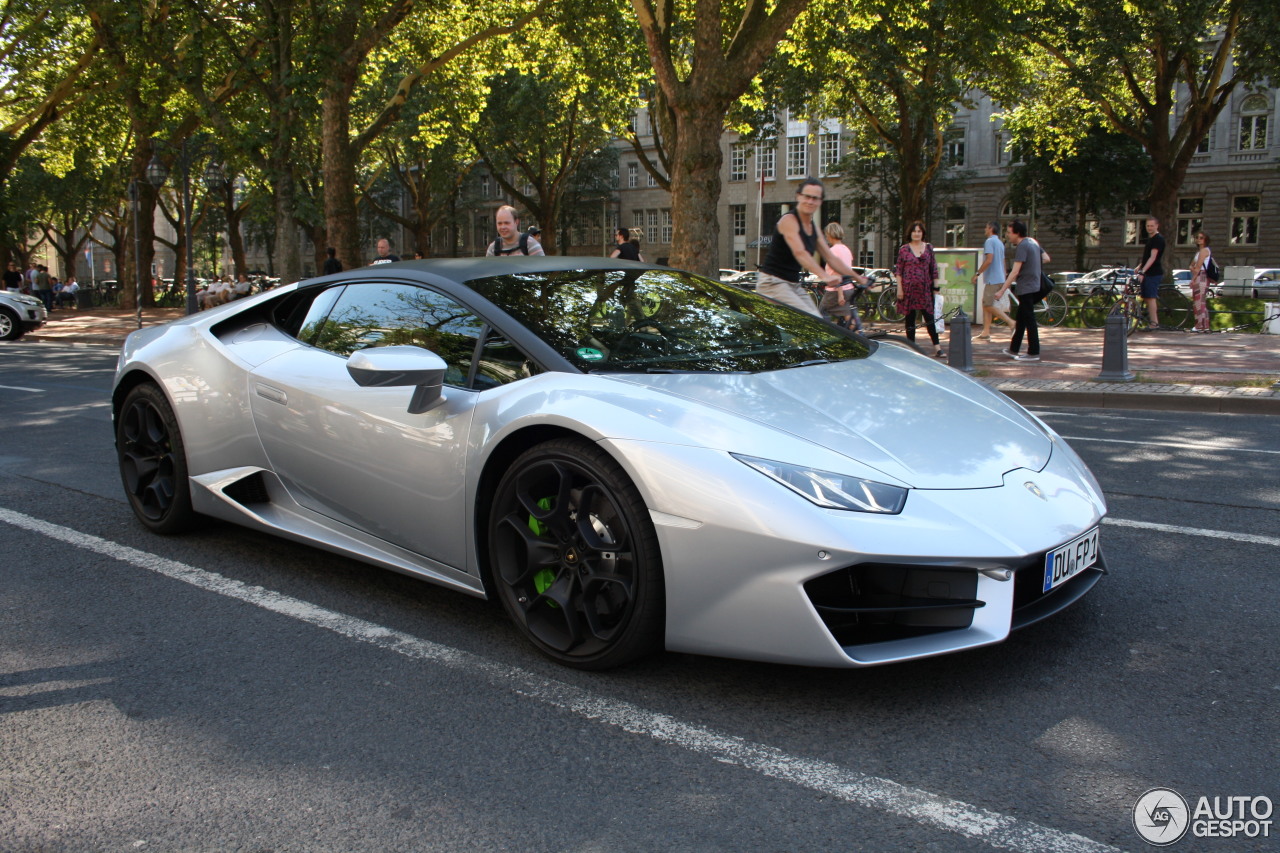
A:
[0,384,44,392]
[1062,434,1280,455]
[1104,516,1280,547]
[0,505,1120,853]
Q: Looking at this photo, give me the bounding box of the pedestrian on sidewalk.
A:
[895,221,943,357]
[322,247,342,275]
[3,261,22,291]
[972,220,1013,339]
[997,220,1048,362]
[610,227,644,262]
[1189,231,1213,332]
[1134,217,1165,328]
[34,265,53,311]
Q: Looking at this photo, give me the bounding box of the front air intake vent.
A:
[805,563,982,647]
[223,472,270,505]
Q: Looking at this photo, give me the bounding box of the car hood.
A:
[603,344,1052,489]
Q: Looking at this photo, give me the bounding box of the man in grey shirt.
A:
[995,220,1050,362]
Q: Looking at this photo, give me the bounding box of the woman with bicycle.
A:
[818,222,864,331]
[895,221,943,357]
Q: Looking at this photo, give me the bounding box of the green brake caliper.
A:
[528,497,557,603]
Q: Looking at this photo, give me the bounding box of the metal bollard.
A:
[1095,312,1135,381]
[947,309,975,373]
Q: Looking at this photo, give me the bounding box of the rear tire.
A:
[117,383,197,534]
[1035,290,1069,327]
[1079,294,1113,328]
[876,288,904,323]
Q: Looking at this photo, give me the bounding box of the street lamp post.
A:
[129,179,143,329]
[144,136,223,315]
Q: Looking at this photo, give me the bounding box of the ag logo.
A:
[1133,787,1190,846]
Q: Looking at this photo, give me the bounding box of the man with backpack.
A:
[486,205,545,257]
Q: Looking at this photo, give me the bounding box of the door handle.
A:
[255,383,288,405]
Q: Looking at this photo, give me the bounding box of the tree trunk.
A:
[666,107,725,276]
[322,69,361,271]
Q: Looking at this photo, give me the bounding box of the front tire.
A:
[117,383,197,534]
[488,439,664,670]
[0,307,23,340]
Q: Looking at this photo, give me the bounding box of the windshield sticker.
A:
[576,347,605,362]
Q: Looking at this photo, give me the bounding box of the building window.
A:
[611,167,619,187]
[1239,94,1270,151]
[733,249,746,271]
[730,143,748,182]
[633,210,644,231]
[1124,200,1150,246]
[481,175,491,198]
[995,131,1009,165]
[647,209,659,244]
[756,141,776,181]
[945,128,966,167]
[627,163,639,188]
[821,199,841,230]
[786,136,808,178]
[818,133,840,176]
[647,170,658,188]
[1176,197,1203,246]
[1084,219,1101,248]
[856,200,876,267]
[730,204,747,237]
[1230,195,1260,245]
[661,209,673,243]
[1196,127,1213,154]
[944,205,966,247]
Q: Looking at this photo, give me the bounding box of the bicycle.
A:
[1082,276,1191,334]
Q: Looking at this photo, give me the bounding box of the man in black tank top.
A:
[757,178,869,317]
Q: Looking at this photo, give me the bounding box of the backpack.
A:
[491,232,531,256]
[1203,253,1220,283]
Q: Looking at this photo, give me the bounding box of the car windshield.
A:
[470,268,871,373]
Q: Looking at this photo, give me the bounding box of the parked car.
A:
[1071,267,1136,295]
[0,289,48,340]
[1049,271,1086,294]
[1211,266,1280,299]
[1170,269,1194,296]
[113,256,1106,670]
[1250,268,1280,299]
[721,270,758,290]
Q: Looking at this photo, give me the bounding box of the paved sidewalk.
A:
[17,305,1280,414]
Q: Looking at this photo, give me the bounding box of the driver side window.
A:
[308,283,497,387]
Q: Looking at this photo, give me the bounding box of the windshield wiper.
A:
[781,358,834,369]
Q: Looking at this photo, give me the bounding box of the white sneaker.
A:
[1013,353,1041,362]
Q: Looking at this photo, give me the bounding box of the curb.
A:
[993,387,1280,414]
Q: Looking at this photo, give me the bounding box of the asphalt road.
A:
[2,342,1277,852]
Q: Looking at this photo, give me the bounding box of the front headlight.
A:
[733,454,908,514]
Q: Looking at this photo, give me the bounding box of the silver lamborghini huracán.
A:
[113,257,1106,669]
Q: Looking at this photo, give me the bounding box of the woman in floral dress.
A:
[1189,231,1213,332]
[895,221,943,356]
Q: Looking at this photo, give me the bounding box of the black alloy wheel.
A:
[117,383,196,534]
[488,439,664,670]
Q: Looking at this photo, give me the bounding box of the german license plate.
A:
[1043,527,1099,593]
